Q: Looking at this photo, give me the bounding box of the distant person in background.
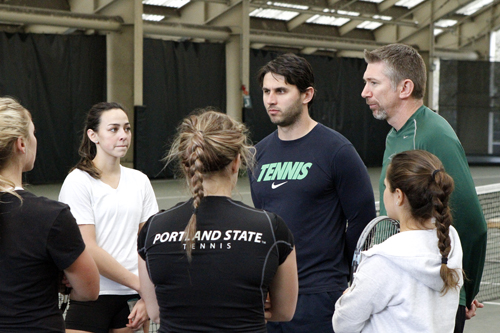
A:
[362,43,487,332]
[138,109,298,332]
[59,102,159,333]
[333,150,463,332]
[0,97,99,332]
[250,53,376,333]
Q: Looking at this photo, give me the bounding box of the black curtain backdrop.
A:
[245,49,390,167]
[0,33,106,184]
[137,39,226,178]
[439,60,492,156]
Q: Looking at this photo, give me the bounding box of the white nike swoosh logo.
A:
[403,135,409,139]
[271,181,288,189]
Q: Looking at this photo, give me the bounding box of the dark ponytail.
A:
[387,150,460,295]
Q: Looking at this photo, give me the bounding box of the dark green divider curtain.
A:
[0,33,106,184]
[137,39,226,179]
[246,49,390,167]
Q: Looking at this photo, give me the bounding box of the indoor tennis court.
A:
[41,165,500,333]
[2,1,500,332]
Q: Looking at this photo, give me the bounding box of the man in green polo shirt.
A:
[361,43,487,333]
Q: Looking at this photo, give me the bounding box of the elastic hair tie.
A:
[192,207,198,215]
[432,169,441,181]
[441,257,448,265]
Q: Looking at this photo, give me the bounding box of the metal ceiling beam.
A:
[378,0,399,13]
[0,1,483,60]
[250,1,417,27]
[143,4,180,18]
[249,29,386,51]
[338,19,359,36]
[94,0,121,14]
[434,49,478,60]
[396,0,477,43]
[204,0,243,25]
[287,13,313,31]
[144,21,231,40]
[0,4,122,31]
[437,0,500,50]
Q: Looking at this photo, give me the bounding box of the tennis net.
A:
[474,184,500,302]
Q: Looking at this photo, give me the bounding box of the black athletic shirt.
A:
[0,191,85,332]
[138,196,294,333]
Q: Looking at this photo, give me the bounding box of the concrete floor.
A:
[26,165,500,332]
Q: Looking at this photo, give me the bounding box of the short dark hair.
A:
[364,44,426,99]
[257,53,315,107]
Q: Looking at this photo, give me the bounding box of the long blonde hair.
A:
[165,108,254,260]
[0,97,32,200]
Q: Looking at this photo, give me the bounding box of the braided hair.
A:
[386,150,460,294]
[165,107,254,260]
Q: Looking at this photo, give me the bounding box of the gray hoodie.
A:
[333,226,463,333]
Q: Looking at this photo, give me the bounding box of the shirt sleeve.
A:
[46,207,86,270]
[332,144,376,265]
[249,146,264,209]
[333,255,396,332]
[141,175,159,223]
[272,213,294,265]
[249,170,262,209]
[138,218,152,260]
[59,171,95,225]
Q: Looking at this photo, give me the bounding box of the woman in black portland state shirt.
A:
[138,108,298,332]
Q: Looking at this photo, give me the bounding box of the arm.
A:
[64,248,99,301]
[79,224,141,292]
[333,256,393,332]
[125,219,152,329]
[139,256,160,324]
[248,146,264,209]
[334,145,376,263]
[248,168,262,209]
[266,248,298,322]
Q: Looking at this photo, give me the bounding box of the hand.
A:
[61,274,71,288]
[264,294,272,323]
[59,273,72,294]
[465,299,484,320]
[127,299,149,330]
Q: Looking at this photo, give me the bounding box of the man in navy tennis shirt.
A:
[249,53,376,333]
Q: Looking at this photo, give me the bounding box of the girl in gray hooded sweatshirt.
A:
[333,150,463,333]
